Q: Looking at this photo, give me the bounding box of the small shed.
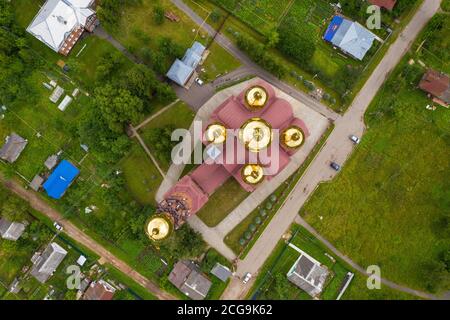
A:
[211,263,232,282]
[58,95,73,111]
[30,175,44,191]
[49,86,65,103]
[44,154,59,170]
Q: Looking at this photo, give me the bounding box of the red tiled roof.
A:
[419,69,450,103]
[369,0,397,10]
[83,281,115,301]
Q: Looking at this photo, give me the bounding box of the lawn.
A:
[196,178,249,227]
[121,145,163,205]
[140,101,196,172]
[200,42,241,81]
[300,16,450,293]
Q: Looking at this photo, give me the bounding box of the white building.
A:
[27,0,97,56]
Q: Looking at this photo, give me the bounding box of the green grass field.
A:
[196,179,249,227]
[301,19,450,292]
[121,145,164,205]
[140,101,196,172]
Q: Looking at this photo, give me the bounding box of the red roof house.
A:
[419,69,450,107]
[83,280,116,300]
[369,0,397,11]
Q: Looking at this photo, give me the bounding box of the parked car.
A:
[330,162,341,172]
[195,77,204,86]
[349,135,361,144]
[242,272,252,284]
[53,222,63,231]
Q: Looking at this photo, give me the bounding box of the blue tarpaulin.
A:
[324,16,344,42]
[43,160,79,199]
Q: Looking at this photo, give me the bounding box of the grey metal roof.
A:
[0,218,26,241]
[0,133,28,163]
[287,255,330,298]
[168,260,212,300]
[166,59,194,87]
[191,41,206,56]
[30,175,44,191]
[166,41,206,86]
[330,19,376,60]
[211,263,232,282]
[45,154,59,170]
[30,242,67,283]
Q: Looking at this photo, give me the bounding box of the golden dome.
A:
[245,86,268,111]
[239,118,273,153]
[281,126,305,149]
[205,123,227,144]
[145,214,173,241]
[242,164,264,185]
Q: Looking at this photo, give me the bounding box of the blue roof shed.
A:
[43,160,80,199]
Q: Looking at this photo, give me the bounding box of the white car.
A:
[349,135,361,144]
[195,77,204,86]
[242,272,252,284]
[53,222,63,232]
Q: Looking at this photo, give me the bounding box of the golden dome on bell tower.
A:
[145,214,173,242]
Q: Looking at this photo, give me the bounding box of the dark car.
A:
[330,162,341,171]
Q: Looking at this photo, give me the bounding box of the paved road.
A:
[221,0,442,300]
[0,176,176,301]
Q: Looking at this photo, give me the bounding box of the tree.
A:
[160,225,206,260]
[420,260,450,293]
[277,18,315,69]
[265,29,279,49]
[94,84,144,133]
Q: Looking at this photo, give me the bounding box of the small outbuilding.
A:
[0,218,27,241]
[44,154,59,170]
[419,69,450,107]
[369,0,397,11]
[30,175,44,191]
[210,263,232,282]
[0,133,28,163]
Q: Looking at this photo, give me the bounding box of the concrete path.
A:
[0,176,176,300]
[221,0,442,300]
[133,99,180,133]
[130,126,166,179]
